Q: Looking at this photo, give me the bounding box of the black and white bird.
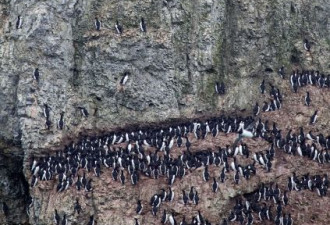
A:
[140,17,146,32]
[193,191,199,205]
[120,170,125,184]
[134,218,140,225]
[45,118,52,130]
[215,82,225,95]
[215,82,220,94]
[16,15,22,29]
[305,91,311,106]
[253,102,260,116]
[212,177,218,192]
[61,214,67,225]
[136,200,143,214]
[278,65,285,79]
[282,191,289,205]
[31,175,38,187]
[54,209,60,225]
[120,72,129,86]
[85,179,92,192]
[304,39,311,51]
[115,20,123,34]
[203,166,210,181]
[168,212,177,225]
[262,101,270,112]
[167,187,174,202]
[310,110,318,124]
[233,122,254,146]
[182,190,188,205]
[306,131,316,141]
[57,112,64,130]
[180,216,187,225]
[220,167,226,183]
[43,104,50,119]
[87,215,96,225]
[189,187,195,201]
[161,209,167,224]
[78,107,89,117]
[33,68,40,83]
[2,202,9,217]
[260,79,265,94]
[234,170,240,184]
[74,199,82,215]
[95,17,101,31]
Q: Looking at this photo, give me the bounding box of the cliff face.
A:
[0,0,329,224]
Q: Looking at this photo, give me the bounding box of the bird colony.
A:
[4,10,330,225]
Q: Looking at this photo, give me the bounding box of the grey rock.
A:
[0,0,329,224]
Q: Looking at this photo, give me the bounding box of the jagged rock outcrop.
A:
[0,0,329,224]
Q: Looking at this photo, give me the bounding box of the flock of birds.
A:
[24,65,329,224]
[4,12,329,225]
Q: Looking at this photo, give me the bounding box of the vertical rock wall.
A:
[0,0,329,224]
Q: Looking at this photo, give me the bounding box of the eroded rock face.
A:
[0,0,330,224]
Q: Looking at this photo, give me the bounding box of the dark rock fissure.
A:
[0,141,30,225]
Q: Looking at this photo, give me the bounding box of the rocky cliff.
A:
[0,0,329,224]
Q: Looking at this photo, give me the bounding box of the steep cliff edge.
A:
[0,0,329,224]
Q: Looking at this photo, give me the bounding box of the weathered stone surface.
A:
[0,0,330,224]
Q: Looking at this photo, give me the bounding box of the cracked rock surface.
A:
[0,0,330,224]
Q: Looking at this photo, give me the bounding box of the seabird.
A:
[85,179,92,192]
[136,200,143,215]
[212,177,218,192]
[134,218,140,225]
[115,20,123,34]
[282,191,289,205]
[180,216,187,225]
[152,205,158,216]
[2,202,8,217]
[310,110,318,124]
[253,102,260,116]
[120,72,129,86]
[45,119,51,130]
[74,199,81,215]
[78,107,89,117]
[168,212,177,225]
[278,65,285,79]
[87,215,96,225]
[215,82,225,95]
[215,82,220,94]
[120,170,125,185]
[193,191,199,205]
[260,79,265,94]
[262,101,270,112]
[57,112,64,130]
[220,167,226,183]
[33,68,40,83]
[61,214,67,225]
[43,104,50,119]
[16,15,22,29]
[189,187,194,201]
[305,91,311,106]
[306,131,316,141]
[31,175,38,187]
[54,209,60,225]
[182,190,188,205]
[304,39,311,51]
[161,209,167,224]
[167,187,174,202]
[140,17,146,32]
[233,121,254,146]
[234,170,240,184]
[95,17,101,31]
[203,166,210,181]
